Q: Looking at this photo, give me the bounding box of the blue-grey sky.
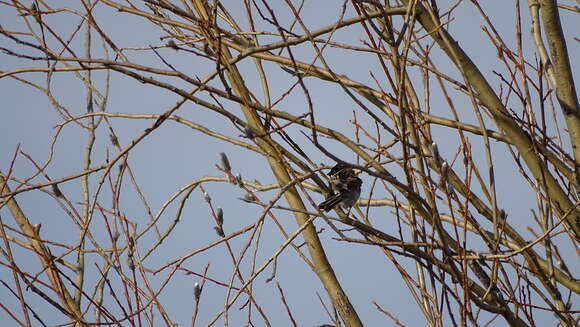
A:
[1,1,578,326]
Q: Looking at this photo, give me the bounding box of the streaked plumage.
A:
[318,164,362,212]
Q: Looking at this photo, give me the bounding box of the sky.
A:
[1,1,579,326]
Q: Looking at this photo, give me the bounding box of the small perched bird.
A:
[318,163,362,212]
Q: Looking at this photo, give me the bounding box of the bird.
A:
[318,163,362,213]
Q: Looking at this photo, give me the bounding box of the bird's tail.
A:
[317,193,342,212]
